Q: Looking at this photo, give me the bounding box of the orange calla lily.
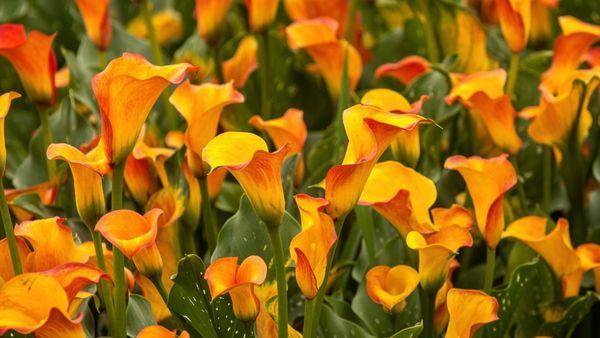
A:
[530,0,557,46]
[135,273,172,322]
[5,181,58,222]
[284,0,349,35]
[0,24,57,106]
[254,281,303,338]
[434,259,460,335]
[365,264,420,313]
[249,108,307,183]
[290,194,337,299]
[42,262,110,301]
[92,53,194,165]
[203,132,289,228]
[446,288,499,338]
[360,88,424,167]
[496,0,531,53]
[563,243,600,297]
[95,209,163,278]
[195,0,233,43]
[406,226,473,291]
[446,69,522,155]
[222,36,258,88]
[0,91,20,175]
[0,237,30,283]
[75,0,111,50]
[145,187,185,229]
[124,153,157,205]
[246,0,280,32]
[325,101,429,220]
[169,80,244,177]
[0,273,85,337]
[444,154,516,249]
[47,142,109,228]
[14,217,88,272]
[205,255,267,322]
[358,161,437,238]
[127,10,183,46]
[286,18,362,98]
[137,325,190,338]
[375,55,431,86]
[132,139,175,187]
[431,204,474,229]
[502,217,581,279]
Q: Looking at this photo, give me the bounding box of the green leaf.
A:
[212,195,300,264]
[389,322,423,338]
[215,181,244,213]
[537,292,600,337]
[319,304,375,338]
[211,296,255,338]
[126,294,156,337]
[168,255,219,338]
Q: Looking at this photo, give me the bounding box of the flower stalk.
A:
[111,161,127,338]
[0,181,22,275]
[268,226,288,338]
[200,175,218,252]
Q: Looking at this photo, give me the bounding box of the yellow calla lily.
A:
[203,132,289,228]
[290,194,337,299]
[434,259,460,335]
[496,0,531,53]
[222,36,258,88]
[0,24,57,106]
[135,273,172,322]
[92,53,194,164]
[358,161,437,238]
[0,91,20,175]
[444,154,516,249]
[205,256,267,322]
[75,0,111,50]
[127,10,183,46]
[137,325,190,338]
[563,243,600,297]
[195,0,233,43]
[446,288,499,338]
[169,80,244,177]
[365,264,420,313]
[0,237,30,283]
[446,69,521,155]
[246,0,280,32]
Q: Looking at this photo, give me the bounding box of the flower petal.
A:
[446,288,498,338]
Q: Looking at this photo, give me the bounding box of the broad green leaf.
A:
[389,322,423,338]
[211,296,255,338]
[319,304,374,338]
[215,181,244,213]
[126,294,156,337]
[537,292,600,337]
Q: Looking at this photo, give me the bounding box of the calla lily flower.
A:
[446,288,499,338]
[14,217,88,272]
[530,0,557,46]
[563,243,600,297]
[4,181,58,222]
[325,101,429,220]
[124,153,157,205]
[502,217,581,281]
[434,259,460,335]
[496,0,531,53]
[127,10,183,46]
[222,36,258,88]
[0,237,30,283]
[47,142,109,228]
[254,281,303,338]
[195,0,233,43]
[132,139,175,188]
[360,88,424,167]
[0,273,86,337]
[358,161,437,238]
[246,0,280,32]
[203,132,289,228]
[42,262,110,301]
[290,194,337,299]
[135,273,172,322]
[249,108,307,183]
[365,264,420,313]
[137,325,190,338]
[286,18,362,98]
[78,241,136,290]
[284,0,349,35]
[406,225,473,291]
[92,53,194,165]
[0,24,57,106]
[96,209,163,278]
[431,204,474,229]
[205,255,267,322]
[444,154,516,249]
[375,55,431,86]
[169,80,244,177]
[0,91,20,175]
[75,0,111,50]
[446,69,522,155]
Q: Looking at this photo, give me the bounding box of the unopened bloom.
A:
[127,10,183,46]
[246,0,280,32]
[0,24,57,106]
[0,92,20,175]
[195,0,233,43]
[205,256,267,322]
[203,132,289,228]
[75,0,112,50]
[375,55,431,86]
[444,154,516,249]
[365,264,420,313]
[496,0,532,53]
[290,194,337,299]
[446,288,499,337]
[222,36,258,88]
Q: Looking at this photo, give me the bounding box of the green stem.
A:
[181,227,197,254]
[484,247,496,294]
[334,49,350,164]
[37,105,55,180]
[418,287,435,338]
[258,30,272,119]
[268,227,288,338]
[111,162,127,338]
[344,0,357,42]
[98,49,107,69]
[506,52,520,98]
[412,0,440,63]
[213,45,224,84]
[355,206,376,266]
[0,182,23,275]
[510,156,528,215]
[200,176,218,252]
[151,275,169,304]
[303,215,347,338]
[542,146,552,213]
[92,231,116,335]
